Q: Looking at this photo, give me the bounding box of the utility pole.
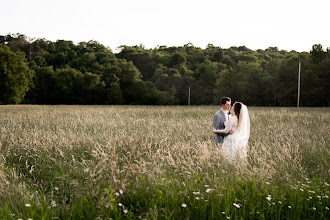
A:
[188,87,190,106]
[297,61,301,108]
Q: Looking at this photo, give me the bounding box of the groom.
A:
[213,97,234,145]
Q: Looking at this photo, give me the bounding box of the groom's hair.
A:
[221,97,231,105]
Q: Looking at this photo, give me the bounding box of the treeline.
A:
[0,33,329,106]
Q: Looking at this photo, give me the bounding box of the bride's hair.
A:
[233,102,242,120]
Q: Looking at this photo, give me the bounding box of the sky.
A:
[1,0,329,52]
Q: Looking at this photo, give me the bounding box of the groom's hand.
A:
[228,130,235,134]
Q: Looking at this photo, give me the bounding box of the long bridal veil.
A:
[222,103,250,163]
[237,103,250,145]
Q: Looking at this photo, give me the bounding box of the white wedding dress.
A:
[222,104,250,162]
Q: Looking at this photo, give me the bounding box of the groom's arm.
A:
[213,113,234,136]
[213,113,220,129]
[213,113,226,136]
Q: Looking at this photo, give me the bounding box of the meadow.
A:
[0,105,329,219]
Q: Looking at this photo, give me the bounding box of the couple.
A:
[213,97,250,162]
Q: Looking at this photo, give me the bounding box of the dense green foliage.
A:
[0,44,33,104]
[1,34,329,106]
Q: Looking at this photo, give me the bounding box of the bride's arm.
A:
[212,116,236,134]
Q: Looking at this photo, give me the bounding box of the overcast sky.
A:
[1,0,329,52]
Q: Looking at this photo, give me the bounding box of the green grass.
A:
[0,105,329,219]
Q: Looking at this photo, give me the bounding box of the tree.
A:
[6,34,30,55]
[304,55,330,106]
[236,61,267,105]
[54,67,84,104]
[99,59,142,104]
[25,66,56,104]
[315,57,330,106]
[276,56,300,106]
[116,46,158,80]
[262,59,281,106]
[310,44,326,64]
[114,59,142,89]
[205,44,224,62]
[99,63,123,104]
[0,44,34,104]
[127,81,177,105]
[2,33,329,106]
[214,69,238,103]
[169,52,186,69]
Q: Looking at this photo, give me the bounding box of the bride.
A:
[213,102,250,162]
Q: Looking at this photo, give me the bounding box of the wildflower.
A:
[193,192,200,195]
[181,203,187,208]
[288,206,291,209]
[28,219,33,220]
[308,190,315,194]
[313,207,316,211]
[118,203,123,207]
[266,182,270,185]
[206,189,213,193]
[325,207,329,210]
[54,187,59,191]
[51,200,56,207]
[115,192,120,197]
[119,189,123,194]
[204,185,209,188]
[266,195,272,201]
[278,201,282,204]
[325,182,329,187]
[222,212,225,215]
[25,203,31,207]
[233,203,240,208]
[123,209,128,214]
[227,217,230,219]
[195,197,200,200]
[300,188,304,192]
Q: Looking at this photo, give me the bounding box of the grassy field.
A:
[0,105,329,219]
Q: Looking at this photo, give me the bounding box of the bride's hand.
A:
[213,129,217,133]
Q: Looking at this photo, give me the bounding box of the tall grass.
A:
[0,105,329,219]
